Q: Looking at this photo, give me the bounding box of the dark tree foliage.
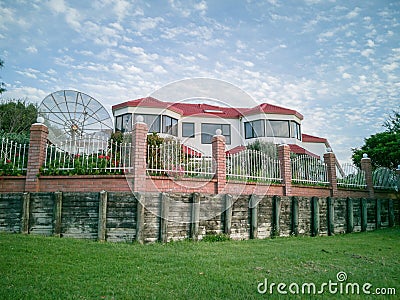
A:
[0,59,6,94]
[352,110,400,170]
[0,99,38,143]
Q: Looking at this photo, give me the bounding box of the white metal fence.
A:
[147,140,214,178]
[0,138,29,173]
[373,167,399,191]
[291,155,329,185]
[226,149,281,183]
[336,163,366,188]
[43,138,133,174]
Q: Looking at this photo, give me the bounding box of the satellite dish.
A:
[38,90,113,153]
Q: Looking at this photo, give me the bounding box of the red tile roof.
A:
[225,145,246,155]
[288,144,320,158]
[112,97,303,119]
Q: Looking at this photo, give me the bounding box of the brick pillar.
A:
[211,132,226,194]
[25,123,49,192]
[278,144,292,196]
[360,154,374,198]
[324,152,338,197]
[131,117,148,192]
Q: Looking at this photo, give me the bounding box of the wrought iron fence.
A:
[42,138,133,175]
[336,163,366,188]
[291,155,329,185]
[0,138,29,175]
[373,167,399,191]
[226,149,281,183]
[147,140,214,178]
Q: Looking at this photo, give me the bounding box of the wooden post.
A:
[98,190,108,242]
[272,196,280,237]
[311,197,319,237]
[388,199,395,227]
[54,191,63,237]
[249,194,259,239]
[360,198,367,232]
[376,199,381,229]
[223,194,233,235]
[159,193,169,243]
[21,192,30,234]
[135,192,145,244]
[291,196,299,236]
[190,193,200,240]
[327,197,334,236]
[346,197,354,233]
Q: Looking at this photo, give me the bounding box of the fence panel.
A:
[291,155,329,185]
[147,140,214,179]
[226,149,281,183]
[337,163,366,188]
[42,138,133,175]
[0,138,29,175]
[373,167,399,191]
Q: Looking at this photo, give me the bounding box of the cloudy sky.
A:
[0,0,399,162]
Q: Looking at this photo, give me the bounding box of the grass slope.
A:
[0,228,399,299]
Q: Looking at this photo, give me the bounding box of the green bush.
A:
[201,233,231,242]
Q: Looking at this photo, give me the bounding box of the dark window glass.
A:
[115,116,123,132]
[134,114,161,133]
[266,120,290,137]
[290,121,302,140]
[162,115,178,136]
[121,114,132,132]
[245,120,265,139]
[182,122,195,138]
[201,123,231,144]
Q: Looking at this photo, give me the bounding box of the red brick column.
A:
[278,144,292,196]
[25,123,49,192]
[361,154,374,198]
[131,117,148,192]
[212,132,226,194]
[324,152,338,197]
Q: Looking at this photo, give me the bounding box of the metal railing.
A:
[337,163,366,188]
[147,140,214,178]
[291,155,329,185]
[43,138,133,175]
[373,167,399,191]
[226,149,281,183]
[0,138,29,174]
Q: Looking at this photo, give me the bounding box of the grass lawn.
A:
[0,228,399,299]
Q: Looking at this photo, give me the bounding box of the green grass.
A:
[0,228,399,299]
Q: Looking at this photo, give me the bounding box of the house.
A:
[112,97,331,158]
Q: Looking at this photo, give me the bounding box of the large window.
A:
[162,115,178,136]
[134,114,161,133]
[182,122,195,138]
[201,123,231,144]
[266,120,290,138]
[244,119,265,139]
[115,113,132,133]
[290,121,301,140]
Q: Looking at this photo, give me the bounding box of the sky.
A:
[0,0,399,163]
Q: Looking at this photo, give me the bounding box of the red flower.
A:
[15,154,19,157]
[105,155,110,160]
[75,154,81,158]
[6,159,11,163]
[98,155,105,159]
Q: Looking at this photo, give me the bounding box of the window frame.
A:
[182,122,195,138]
[201,123,231,145]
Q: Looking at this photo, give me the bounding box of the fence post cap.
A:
[362,153,368,158]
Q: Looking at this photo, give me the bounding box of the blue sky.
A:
[0,0,399,162]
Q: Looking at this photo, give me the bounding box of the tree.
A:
[0,99,38,143]
[352,110,400,170]
[0,58,6,94]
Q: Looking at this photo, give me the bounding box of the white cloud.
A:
[361,48,374,57]
[382,62,399,72]
[47,0,82,31]
[346,7,360,19]
[342,73,351,79]
[25,46,37,53]
[153,65,167,74]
